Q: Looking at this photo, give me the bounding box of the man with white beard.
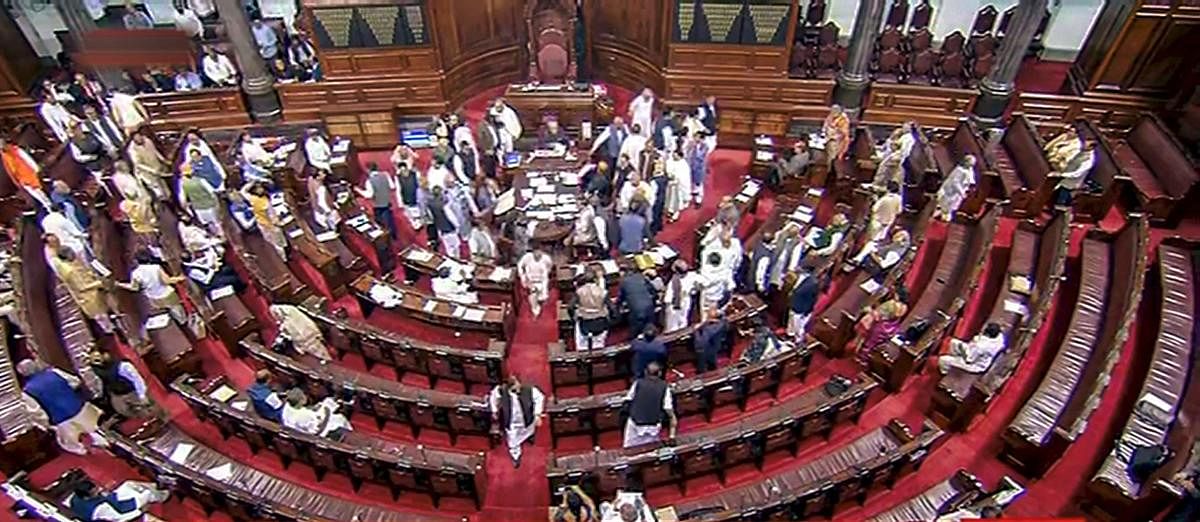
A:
[488,98,523,142]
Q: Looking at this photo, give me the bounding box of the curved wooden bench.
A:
[1002,216,1147,476]
[241,339,496,445]
[106,420,463,522]
[350,274,513,340]
[299,296,506,386]
[992,114,1053,217]
[867,469,984,522]
[548,341,813,447]
[928,119,996,217]
[548,294,767,391]
[547,375,876,498]
[1087,241,1198,520]
[1070,118,1125,223]
[930,210,1071,431]
[665,420,944,521]
[873,204,1000,391]
[174,375,487,508]
[1112,113,1200,226]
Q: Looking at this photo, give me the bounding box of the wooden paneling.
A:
[140,89,252,131]
[320,47,441,78]
[1071,1,1200,99]
[442,46,525,109]
[586,0,670,91]
[1014,92,1166,137]
[668,44,788,75]
[861,84,977,130]
[279,76,447,123]
[427,0,525,108]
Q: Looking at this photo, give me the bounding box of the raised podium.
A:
[504,84,598,135]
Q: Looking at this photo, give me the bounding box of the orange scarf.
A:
[1,145,40,190]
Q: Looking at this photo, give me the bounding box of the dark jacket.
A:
[617,272,657,317]
[694,318,728,358]
[631,337,667,378]
[789,273,820,315]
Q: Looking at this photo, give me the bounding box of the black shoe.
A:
[512,457,521,469]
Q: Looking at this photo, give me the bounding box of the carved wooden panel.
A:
[279,78,447,123]
[427,0,524,106]
[587,0,669,90]
[1015,92,1166,137]
[664,74,832,146]
[320,47,440,78]
[1072,1,1200,98]
[861,84,976,130]
[668,43,787,74]
[140,89,251,131]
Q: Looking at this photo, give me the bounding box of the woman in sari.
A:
[853,289,908,366]
[822,105,851,167]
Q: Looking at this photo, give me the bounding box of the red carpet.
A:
[12,78,1200,522]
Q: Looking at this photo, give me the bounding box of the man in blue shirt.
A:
[68,479,169,522]
[631,325,667,378]
[246,369,283,422]
[617,200,650,255]
[617,268,660,338]
[18,358,106,455]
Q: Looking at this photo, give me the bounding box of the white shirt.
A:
[871,193,903,226]
[41,211,87,251]
[468,228,497,261]
[517,252,553,286]
[173,9,203,37]
[425,165,452,191]
[188,0,216,17]
[39,102,76,142]
[305,137,331,170]
[202,53,238,85]
[431,273,477,304]
[699,262,733,305]
[282,403,327,436]
[488,385,546,430]
[131,264,173,300]
[619,135,648,168]
[241,140,272,166]
[1058,149,1096,190]
[109,92,147,132]
[617,181,655,213]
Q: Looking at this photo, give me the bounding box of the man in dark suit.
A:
[617,268,661,337]
[630,325,667,378]
[476,116,501,178]
[591,116,629,167]
[694,306,728,373]
[787,264,819,342]
[698,95,718,135]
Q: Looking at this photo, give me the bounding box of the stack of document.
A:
[369,284,404,308]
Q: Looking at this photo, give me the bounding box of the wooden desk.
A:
[399,246,516,294]
[504,85,598,134]
[350,275,513,340]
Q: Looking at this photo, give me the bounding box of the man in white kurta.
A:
[39,98,77,142]
[628,88,656,138]
[663,260,702,332]
[281,389,353,438]
[108,90,150,135]
[664,149,692,220]
[489,98,523,142]
[934,155,977,221]
[518,248,554,317]
[619,132,648,171]
[937,323,1007,374]
[41,209,91,261]
[489,375,545,467]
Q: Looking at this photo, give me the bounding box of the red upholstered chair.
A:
[525,0,576,85]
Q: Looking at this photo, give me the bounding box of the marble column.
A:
[51,0,125,89]
[971,0,1049,125]
[215,0,282,121]
[832,0,887,114]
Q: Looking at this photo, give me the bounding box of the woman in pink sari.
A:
[853,289,908,366]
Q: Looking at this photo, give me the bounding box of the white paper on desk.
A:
[145,314,171,331]
[462,308,486,322]
[1009,275,1032,295]
[489,267,513,282]
[335,192,350,205]
[1139,392,1175,417]
[230,400,249,411]
[520,189,535,201]
[794,212,814,224]
[422,300,439,313]
[1003,299,1027,316]
[204,463,233,482]
[209,285,235,300]
[347,214,368,227]
[859,278,881,294]
[285,228,304,239]
[806,187,825,198]
[755,135,773,146]
[407,248,435,263]
[653,244,677,259]
[536,184,556,194]
[333,140,350,153]
[269,192,286,205]
[367,229,384,240]
[316,230,339,242]
[754,150,774,162]
[528,177,548,187]
[560,173,580,186]
[208,385,237,403]
[495,190,516,216]
[796,205,814,215]
[601,260,619,274]
[647,249,666,265]
[169,443,195,464]
[453,306,467,318]
[90,259,112,277]
[278,142,297,154]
